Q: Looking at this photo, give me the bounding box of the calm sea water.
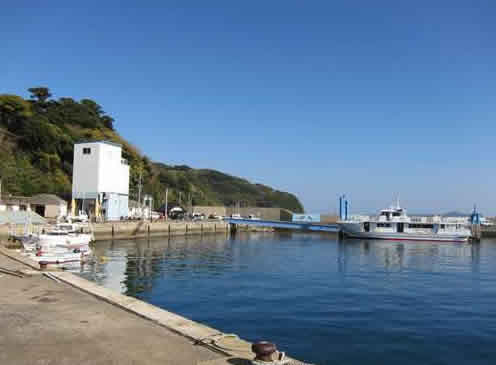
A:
[77,232,496,365]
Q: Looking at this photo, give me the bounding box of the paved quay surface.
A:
[0,253,225,365]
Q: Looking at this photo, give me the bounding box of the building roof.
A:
[30,194,66,205]
[74,140,122,147]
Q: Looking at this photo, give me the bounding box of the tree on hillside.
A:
[28,87,52,103]
[81,99,116,130]
[81,99,104,116]
[101,115,115,130]
[0,94,32,128]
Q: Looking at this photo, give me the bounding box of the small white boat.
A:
[37,231,93,246]
[36,223,93,247]
[22,223,93,254]
[26,245,93,267]
[338,201,472,242]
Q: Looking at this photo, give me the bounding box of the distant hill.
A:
[441,211,469,217]
[151,163,303,211]
[0,88,304,213]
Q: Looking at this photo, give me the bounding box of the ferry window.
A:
[441,224,445,229]
[393,212,401,217]
[409,224,434,229]
[83,148,91,155]
[377,223,392,227]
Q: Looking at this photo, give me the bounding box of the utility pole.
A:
[137,169,142,217]
[188,192,192,215]
[0,176,2,202]
[165,188,168,220]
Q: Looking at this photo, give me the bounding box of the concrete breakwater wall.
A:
[481,226,496,238]
[92,221,230,241]
[0,221,230,241]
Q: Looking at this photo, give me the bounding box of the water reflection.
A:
[78,233,487,296]
[336,238,482,274]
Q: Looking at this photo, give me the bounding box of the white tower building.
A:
[72,141,130,220]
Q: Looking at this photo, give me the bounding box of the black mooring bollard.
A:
[252,341,277,362]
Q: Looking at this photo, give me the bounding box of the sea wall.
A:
[0,221,230,241]
[91,220,230,241]
[481,226,496,238]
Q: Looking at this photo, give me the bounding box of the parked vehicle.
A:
[169,206,185,220]
[208,214,224,220]
[150,211,161,220]
[192,212,205,221]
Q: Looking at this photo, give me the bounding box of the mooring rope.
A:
[195,332,251,353]
[195,333,313,365]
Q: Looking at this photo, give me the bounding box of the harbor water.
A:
[78,232,496,365]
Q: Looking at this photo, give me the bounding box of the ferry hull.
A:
[339,223,470,243]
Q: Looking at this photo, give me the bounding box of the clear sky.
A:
[2,1,495,215]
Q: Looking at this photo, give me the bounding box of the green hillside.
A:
[0,88,303,213]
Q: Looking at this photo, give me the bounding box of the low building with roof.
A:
[30,194,68,218]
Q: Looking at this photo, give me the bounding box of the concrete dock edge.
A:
[0,245,42,270]
[0,247,257,360]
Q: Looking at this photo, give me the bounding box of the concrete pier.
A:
[0,246,301,365]
[0,254,225,364]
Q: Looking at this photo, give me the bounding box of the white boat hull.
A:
[37,233,93,247]
[339,222,470,242]
[27,248,93,266]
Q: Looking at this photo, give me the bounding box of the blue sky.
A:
[2,1,495,214]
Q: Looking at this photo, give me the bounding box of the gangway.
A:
[224,218,339,233]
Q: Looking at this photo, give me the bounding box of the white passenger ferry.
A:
[338,202,472,242]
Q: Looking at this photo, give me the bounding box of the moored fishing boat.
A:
[24,244,93,267]
[337,200,472,242]
[24,222,94,249]
[20,222,94,268]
